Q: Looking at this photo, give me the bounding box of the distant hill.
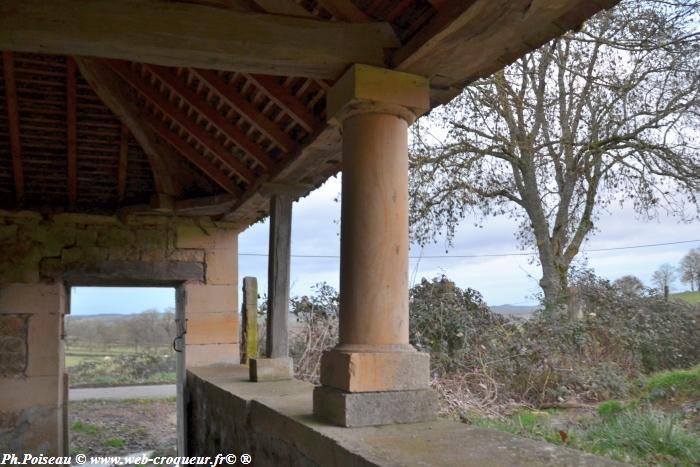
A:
[490,304,539,318]
[67,311,171,320]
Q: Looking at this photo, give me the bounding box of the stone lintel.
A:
[320,349,430,392]
[249,357,294,382]
[327,64,430,124]
[313,386,437,427]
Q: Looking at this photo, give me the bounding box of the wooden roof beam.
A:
[107,60,256,184]
[144,113,241,196]
[245,74,321,133]
[74,57,183,198]
[2,51,24,204]
[0,0,399,80]
[392,0,620,103]
[66,57,77,205]
[192,69,297,155]
[143,64,276,171]
[315,0,371,22]
[117,123,128,203]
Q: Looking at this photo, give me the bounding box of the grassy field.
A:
[671,291,700,304]
[66,344,176,387]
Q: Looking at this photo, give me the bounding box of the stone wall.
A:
[0,210,241,454]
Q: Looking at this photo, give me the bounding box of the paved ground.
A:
[70,384,175,401]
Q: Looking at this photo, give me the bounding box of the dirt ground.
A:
[69,399,176,457]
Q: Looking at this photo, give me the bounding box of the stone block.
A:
[320,349,430,392]
[187,343,239,367]
[176,225,236,250]
[96,228,136,248]
[0,284,63,315]
[327,64,430,123]
[0,376,60,410]
[0,224,18,244]
[249,357,293,382]
[26,312,60,377]
[75,229,98,247]
[52,213,119,226]
[313,386,437,427]
[184,284,237,314]
[0,315,28,377]
[187,312,238,345]
[205,249,237,285]
[168,248,205,263]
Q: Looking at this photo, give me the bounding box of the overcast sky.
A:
[71,175,699,315]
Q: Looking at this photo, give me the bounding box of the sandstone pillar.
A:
[313,64,437,427]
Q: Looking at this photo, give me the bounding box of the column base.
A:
[249,357,294,382]
[320,348,430,392]
[313,386,437,427]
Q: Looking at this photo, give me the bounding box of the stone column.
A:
[313,64,437,427]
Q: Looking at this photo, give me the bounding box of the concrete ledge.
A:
[320,349,430,392]
[249,357,293,382]
[313,386,437,427]
[186,365,624,466]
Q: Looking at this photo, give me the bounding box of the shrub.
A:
[288,283,338,383]
[410,272,700,406]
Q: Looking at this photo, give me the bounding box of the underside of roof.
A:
[0,0,619,229]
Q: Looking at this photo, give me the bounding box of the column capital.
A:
[327,64,430,125]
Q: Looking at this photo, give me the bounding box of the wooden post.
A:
[240,276,258,364]
[266,193,292,358]
[664,285,669,302]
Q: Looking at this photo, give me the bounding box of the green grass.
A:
[597,400,625,419]
[468,405,700,466]
[582,409,700,466]
[670,291,700,304]
[103,438,125,448]
[71,421,100,436]
[642,365,700,400]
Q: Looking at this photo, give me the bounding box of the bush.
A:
[411,273,700,406]
[597,400,625,419]
[288,283,338,383]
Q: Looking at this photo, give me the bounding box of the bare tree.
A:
[409,0,700,306]
[613,275,646,296]
[679,247,700,291]
[652,263,677,292]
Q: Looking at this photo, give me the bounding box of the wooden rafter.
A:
[393,0,619,103]
[245,74,321,133]
[74,57,183,198]
[144,113,241,196]
[117,123,128,203]
[66,57,78,204]
[192,69,297,154]
[315,0,371,22]
[143,64,275,170]
[2,51,24,204]
[0,0,399,80]
[107,60,256,183]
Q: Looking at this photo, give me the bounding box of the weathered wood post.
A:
[249,187,299,381]
[240,276,258,364]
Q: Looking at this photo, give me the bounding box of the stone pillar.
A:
[0,283,66,454]
[178,227,239,367]
[249,192,294,382]
[313,64,437,427]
